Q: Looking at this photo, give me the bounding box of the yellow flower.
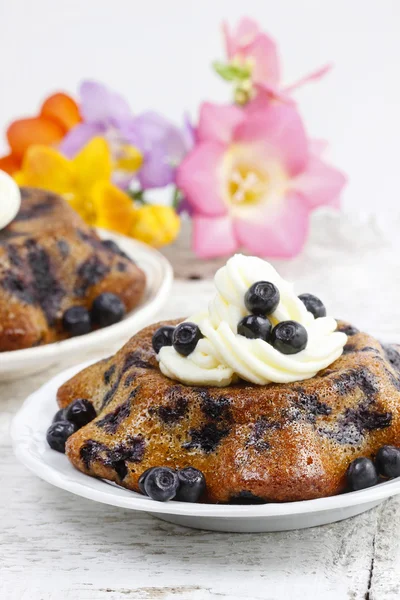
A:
[14,137,136,234]
[14,137,179,247]
[130,205,180,247]
[92,181,136,234]
[114,144,143,172]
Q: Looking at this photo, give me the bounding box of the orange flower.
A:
[0,92,81,175]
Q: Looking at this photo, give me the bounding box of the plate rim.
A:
[11,361,400,520]
[0,231,173,369]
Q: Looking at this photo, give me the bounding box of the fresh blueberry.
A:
[52,408,66,423]
[175,467,206,503]
[102,240,121,254]
[143,467,179,502]
[138,467,158,495]
[91,293,126,328]
[245,281,280,316]
[237,315,271,342]
[298,293,326,318]
[270,320,308,354]
[152,326,175,354]
[62,306,91,336]
[46,421,76,453]
[65,399,96,429]
[346,457,378,491]
[375,445,400,478]
[172,322,203,357]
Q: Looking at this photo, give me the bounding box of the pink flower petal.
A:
[309,139,329,157]
[292,157,347,209]
[222,21,236,59]
[176,142,227,217]
[233,192,310,258]
[235,104,308,176]
[247,84,294,110]
[245,33,280,87]
[223,18,260,58]
[284,64,333,94]
[193,214,238,258]
[197,103,244,144]
[234,17,261,47]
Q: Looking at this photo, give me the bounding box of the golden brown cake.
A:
[0,187,146,351]
[58,320,400,503]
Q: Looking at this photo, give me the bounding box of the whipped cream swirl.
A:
[0,170,21,230]
[159,254,347,387]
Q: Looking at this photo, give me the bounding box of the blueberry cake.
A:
[53,318,400,503]
[52,255,400,503]
[0,187,145,351]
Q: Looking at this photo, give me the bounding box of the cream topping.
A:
[159,254,347,387]
[0,170,21,230]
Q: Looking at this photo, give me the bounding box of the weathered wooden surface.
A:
[1,278,400,600]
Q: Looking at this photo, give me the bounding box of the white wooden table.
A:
[1,275,400,600]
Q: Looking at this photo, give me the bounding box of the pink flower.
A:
[176,102,346,259]
[221,17,331,103]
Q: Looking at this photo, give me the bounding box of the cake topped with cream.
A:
[154,254,347,387]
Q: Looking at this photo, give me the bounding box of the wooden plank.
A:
[0,438,388,600]
[368,496,400,599]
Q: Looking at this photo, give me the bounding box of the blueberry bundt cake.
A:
[52,255,400,503]
[54,320,400,503]
[0,187,146,351]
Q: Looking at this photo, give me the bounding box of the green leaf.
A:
[172,187,183,210]
[213,61,251,82]
[127,188,147,205]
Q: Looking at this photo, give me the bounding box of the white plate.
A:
[0,230,173,381]
[12,362,400,533]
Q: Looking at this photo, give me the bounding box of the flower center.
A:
[228,166,267,205]
[114,144,143,173]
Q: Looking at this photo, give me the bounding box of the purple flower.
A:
[60,80,192,191]
[60,81,134,158]
[120,112,192,189]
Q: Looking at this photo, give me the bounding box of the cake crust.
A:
[0,187,146,351]
[58,320,400,503]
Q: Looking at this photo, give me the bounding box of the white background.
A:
[0,0,399,212]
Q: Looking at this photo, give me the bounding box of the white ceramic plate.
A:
[12,362,400,533]
[0,230,173,381]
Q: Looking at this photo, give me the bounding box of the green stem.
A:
[172,187,182,210]
[128,189,146,205]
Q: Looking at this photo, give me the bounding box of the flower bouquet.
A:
[0,17,346,260]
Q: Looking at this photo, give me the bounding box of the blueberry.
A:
[237,315,271,341]
[62,306,91,336]
[175,467,206,503]
[270,320,308,354]
[152,326,175,354]
[245,281,280,316]
[91,293,126,327]
[102,240,121,253]
[138,467,158,494]
[172,322,203,357]
[347,457,378,491]
[298,293,326,318]
[46,421,76,453]
[143,467,179,502]
[52,408,66,423]
[65,399,96,429]
[375,445,400,478]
